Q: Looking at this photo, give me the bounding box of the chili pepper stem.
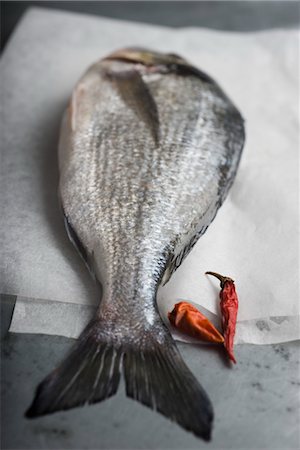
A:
[205,271,234,288]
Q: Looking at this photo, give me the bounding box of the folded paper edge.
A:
[8,296,300,344]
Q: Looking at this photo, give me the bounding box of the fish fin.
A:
[63,213,89,267]
[162,223,211,286]
[107,69,160,146]
[124,337,213,441]
[25,319,122,418]
[62,211,98,282]
[25,319,213,440]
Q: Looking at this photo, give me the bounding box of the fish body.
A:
[26,48,245,440]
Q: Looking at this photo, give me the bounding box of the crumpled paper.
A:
[1,8,299,343]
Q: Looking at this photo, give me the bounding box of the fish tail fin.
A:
[25,318,122,418]
[25,318,213,440]
[124,334,213,441]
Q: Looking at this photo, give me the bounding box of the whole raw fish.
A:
[26,48,245,440]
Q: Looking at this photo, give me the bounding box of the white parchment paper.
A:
[1,8,299,343]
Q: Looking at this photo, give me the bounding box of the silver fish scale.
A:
[59,57,244,332]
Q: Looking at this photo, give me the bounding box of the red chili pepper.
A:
[206,272,238,363]
[168,301,224,344]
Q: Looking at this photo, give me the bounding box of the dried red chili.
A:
[168,301,224,344]
[206,271,238,363]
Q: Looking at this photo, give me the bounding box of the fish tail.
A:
[25,318,213,440]
[123,335,213,441]
[25,318,122,418]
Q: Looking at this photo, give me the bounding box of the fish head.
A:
[103,47,189,68]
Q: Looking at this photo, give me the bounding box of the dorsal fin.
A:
[107,69,160,146]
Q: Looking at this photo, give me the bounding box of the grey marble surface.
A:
[1,295,299,449]
[2,1,300,51]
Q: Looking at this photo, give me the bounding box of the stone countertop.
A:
[1,295,299,449]
[2,0,300,53]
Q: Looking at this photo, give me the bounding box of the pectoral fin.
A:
[107,69,160,146]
